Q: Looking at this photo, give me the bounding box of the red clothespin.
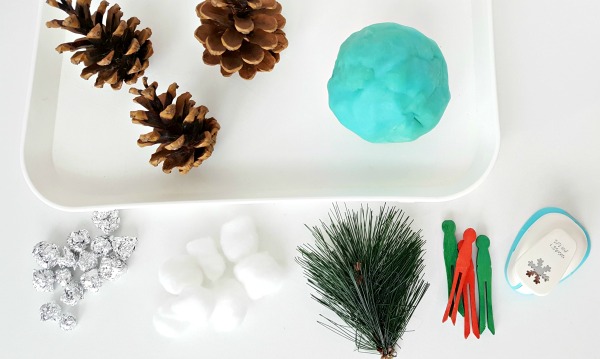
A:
[442,228,478,332]
[458,239,480,339]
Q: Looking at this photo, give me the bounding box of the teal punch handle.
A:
[442,220,464,316]
[476,235,495,335]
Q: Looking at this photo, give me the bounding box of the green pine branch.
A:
[297,204,429,358]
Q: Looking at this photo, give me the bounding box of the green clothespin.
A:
[476,235,495,335]
[442,220,464,316]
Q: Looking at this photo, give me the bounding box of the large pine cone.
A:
[130,78,220,174]
[195,0,288,80]
[46,0,153,90]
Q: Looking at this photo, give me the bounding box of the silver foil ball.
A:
[77,250,98,272]
[56,246,77,269]
[59,313,77,331]
[80,269,103,293]
[67,229,91,253]
[40,302,62,322]
[55,268,73,287]
[92,210,120,235]
[90,235,113,257]
[111,236,137,260]
[61,281,84,306]
[98,254,127,281]
[32,241,60,269]
[33,269,56,292]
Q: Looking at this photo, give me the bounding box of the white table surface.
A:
[2,1,599,358]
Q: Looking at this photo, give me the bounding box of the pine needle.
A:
[297,204,429,358]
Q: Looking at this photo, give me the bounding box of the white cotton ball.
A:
[220,216,259,263]
[170,287,214,328]
[153,288,214,338]
[233,252,284,300]
[186,237,226,282]
[209,279,249,332]
[153,304,195,338]
[158,255,203,295]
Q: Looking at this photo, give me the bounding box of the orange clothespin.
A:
[442,228,476,325]
[458,239,480,339]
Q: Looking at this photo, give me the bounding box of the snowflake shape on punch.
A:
[526,258,551,284]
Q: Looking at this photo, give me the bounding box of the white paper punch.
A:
[505,208,591,296]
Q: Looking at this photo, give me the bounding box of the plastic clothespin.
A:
[442,220,464,317]
[443,228,476,325]
[476,235,495,335]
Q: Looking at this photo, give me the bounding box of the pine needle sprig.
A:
[297,205,429,358]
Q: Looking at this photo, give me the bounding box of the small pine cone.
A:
[130,78,220,174]
[195,0,288,80]
[46,0,153,89]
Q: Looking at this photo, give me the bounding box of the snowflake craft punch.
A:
[526,258,551,284]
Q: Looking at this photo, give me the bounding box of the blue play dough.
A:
[327,23,451,143]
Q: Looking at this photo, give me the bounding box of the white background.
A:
[2,1,600,358]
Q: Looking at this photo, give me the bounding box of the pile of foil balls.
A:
[32,210,137,331]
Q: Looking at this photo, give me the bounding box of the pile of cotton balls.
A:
[154,216,284,337]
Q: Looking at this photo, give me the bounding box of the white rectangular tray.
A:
[22,0,499,210]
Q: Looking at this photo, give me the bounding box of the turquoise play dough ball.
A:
[327,23,451,143]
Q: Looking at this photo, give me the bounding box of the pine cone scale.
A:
[272,30,288,53]
[256,51,276,71]
[138,28,152,44]
[249,29,277,50]
[91,1,109,23]
[239,62,257,79]
[126,58,142,74]
[164,135,186,151]
[96,50,114,66]
[240,43,264,64]
[112,21,127,37]
[70,51,87,64]
[221,52,244,73]
[206,34,227,55]
[273,13,285,28]
[62,14,81,28]
[175,93,193,118]
[198,2,232,24]
[251,14,277,32]
[160,105,177,121]
[255,2,281,16]
[203,50,222,65]
[222,28,244,50]
[127,17,141,29]
[125,38,141,56]
[105,4,122,33]
[85,23,102,40]
[195,23,214,44]
[130,110,148,123]
[261,0,277,8]
[234,16,254,34]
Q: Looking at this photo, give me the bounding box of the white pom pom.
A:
[233,252,284,300]
[186,237,226,282]
[220,216,259,263]
[210,279,249,332]
[158,255,203,295]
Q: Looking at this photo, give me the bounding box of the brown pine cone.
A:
[46,0,153,90]
[195,0,288,80]
[129,78,220,174]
